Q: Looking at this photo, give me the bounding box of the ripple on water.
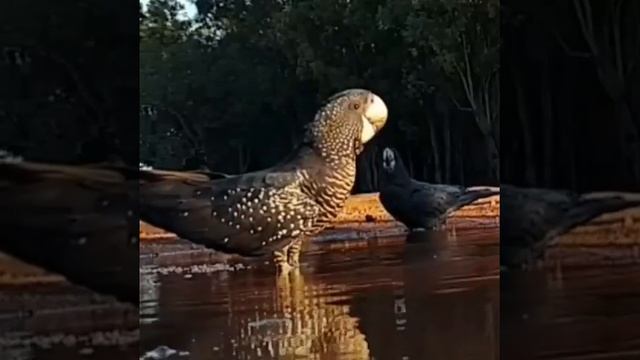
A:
[140,230,500,360]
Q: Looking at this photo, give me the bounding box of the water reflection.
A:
[141,226,499,360]
[404,229,448,245]
[502,265,640,359]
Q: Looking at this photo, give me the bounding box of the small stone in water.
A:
[142,345,177,359]
[78,347,94,356]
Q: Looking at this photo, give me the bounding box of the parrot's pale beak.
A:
[361,94,388,143]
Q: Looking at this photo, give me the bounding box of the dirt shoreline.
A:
[140,192,501,240]
[4,192,640,283]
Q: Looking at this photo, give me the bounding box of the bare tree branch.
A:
[613,0,624,80]
[4,44,105,124]
[461,33,476,107]
[448,93,473,112]
[143,103,203,157]
[573,0,598,55]
[553,30,592,58]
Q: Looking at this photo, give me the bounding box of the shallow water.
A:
[0,282,138,360]
[502,264,640,359]
[140,227,500,360]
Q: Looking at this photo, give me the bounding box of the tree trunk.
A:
[540,59,555,187]
[615,101,640,186]
[456,120,465,185]
[513,65,536,185]
[428,117,442,183]
[486,138,499,184]
[443,111,452,183]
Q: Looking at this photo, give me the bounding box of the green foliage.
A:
[0,0,139,164]
[139,0,500,185]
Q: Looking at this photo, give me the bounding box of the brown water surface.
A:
[140,225,500,360]
[0,279,138,360]
[502,264,640,360]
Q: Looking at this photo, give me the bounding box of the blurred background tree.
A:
[139,0,500,192]
[3,0,636,192]
[502,0,640,191]
[0,0,138,164]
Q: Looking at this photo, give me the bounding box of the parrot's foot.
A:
[273,250,293,275]
[287,239,302,268]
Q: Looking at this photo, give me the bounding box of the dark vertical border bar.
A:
[501,0,640,358]
[0,0,140,358]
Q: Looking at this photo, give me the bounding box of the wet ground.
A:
[4,195,635,359]
[140,221,500,360]
[502,206,640,360]
[0,272,138,360]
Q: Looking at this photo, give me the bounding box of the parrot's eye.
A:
[352,103,360,110]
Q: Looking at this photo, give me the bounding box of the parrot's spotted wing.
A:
[140,169,318,256]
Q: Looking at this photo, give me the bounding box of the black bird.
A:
[139,89,388,272]
[500,184,640,269]
[378,147,498,231]
[0,157,139,305]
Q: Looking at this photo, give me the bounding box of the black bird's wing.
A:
[500,185,578,266]
[0,161,139,305]
[381,181,466,229]
[500,185,640,268]
[409,181,465,220]
[140,167,319,256]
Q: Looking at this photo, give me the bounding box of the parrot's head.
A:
[306,89,388,160]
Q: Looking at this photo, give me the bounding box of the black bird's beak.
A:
[382,147,395,171]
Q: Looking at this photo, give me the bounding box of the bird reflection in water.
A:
[141,265,372,359]
[141,226,500,360]
[348,239,498,360]
[263,269,371,358]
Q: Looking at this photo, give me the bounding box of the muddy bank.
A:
[138,191,640,267]
[140,192,500,241]
[138,192,500,269]
[545,205,640,266]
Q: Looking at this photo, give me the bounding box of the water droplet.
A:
[181,211,189,217]
[223,237,229,243]
[76,237,87,245]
